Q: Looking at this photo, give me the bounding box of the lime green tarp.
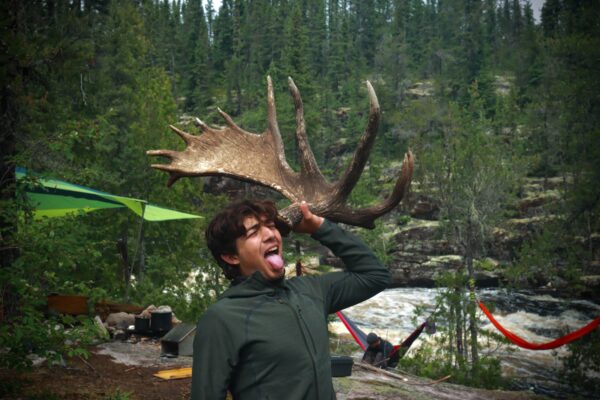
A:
[16,168,201,222]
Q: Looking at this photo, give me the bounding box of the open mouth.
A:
[264,246,279,257]
[264,246,283,271]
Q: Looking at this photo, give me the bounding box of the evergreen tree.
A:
[181,0,211,112]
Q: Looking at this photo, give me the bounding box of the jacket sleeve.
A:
[311,219,391,314]
[191,308,238,399]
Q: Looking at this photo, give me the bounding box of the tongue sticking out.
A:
[266,254,284,271]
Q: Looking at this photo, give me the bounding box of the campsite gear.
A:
[154,367,192,380]
[47,294,89,315]
[331,355,353,377]
[16,167,201,221]
[478,301,600,350]
[191,220,390,400]
[151,311,172,334]
[161,323,196,357]
[148,77,414,230]
[134,316,150,333]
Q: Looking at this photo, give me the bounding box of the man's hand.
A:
[293,201,324,235]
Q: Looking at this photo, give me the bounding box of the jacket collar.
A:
[221,270,287,299]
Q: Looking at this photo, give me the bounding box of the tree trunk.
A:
[455,286,464,366]
[466,248,479,365]
[117,236,131,302]
[0,74,19,323]
[0,140,17,323]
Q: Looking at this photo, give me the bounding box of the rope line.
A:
[478,301,600,350]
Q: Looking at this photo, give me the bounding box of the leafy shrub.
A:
[0,307,101,370]
[559,330,600,398]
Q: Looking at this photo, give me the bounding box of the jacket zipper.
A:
[296,306,318,353]
[279,298,321,399]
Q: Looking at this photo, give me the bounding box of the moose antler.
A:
[147,76,414,229]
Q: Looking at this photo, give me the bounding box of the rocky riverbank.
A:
[203,173,600,299]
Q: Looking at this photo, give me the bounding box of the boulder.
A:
[106,312,135,330]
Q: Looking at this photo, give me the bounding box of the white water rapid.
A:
[329,288,600,397]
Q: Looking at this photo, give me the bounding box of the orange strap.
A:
[479,302,600,350]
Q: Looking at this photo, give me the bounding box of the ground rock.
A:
[409,195,440,220]
[334,363,544,400]
[105,312,135,330]
[93,315,110,340]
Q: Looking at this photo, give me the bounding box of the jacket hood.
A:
[220,270,287,299]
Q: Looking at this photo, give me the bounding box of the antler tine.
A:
[266,76,294,174]
[288,77,325,181]
[194,117,215,134]
[169,124,195,145]
[358,150,414,215]
[167,173,183,188]
[322,151,414,228]
[148,77,415,231]
[146,149,178,158]
[148,163,187,187]
[216,107,243,132]
[333,80,381,200]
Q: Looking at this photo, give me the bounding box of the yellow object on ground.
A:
[153,367,192,380]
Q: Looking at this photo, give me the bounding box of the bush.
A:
[0,307,101,370]
[559,330,600,398]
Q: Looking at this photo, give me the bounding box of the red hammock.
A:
[479,301,600,350]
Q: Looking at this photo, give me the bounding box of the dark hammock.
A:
[335,310,431,357]
[479,301,600,350]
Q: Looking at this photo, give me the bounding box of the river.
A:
[329,288,600,397]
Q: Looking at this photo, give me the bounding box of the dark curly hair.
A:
[206,200,287,281]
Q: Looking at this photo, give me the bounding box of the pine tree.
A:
[181,0,211,112]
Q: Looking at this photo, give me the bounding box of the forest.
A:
[1,0,599,397]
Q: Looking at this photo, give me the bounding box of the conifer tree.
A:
[181,0,211,112]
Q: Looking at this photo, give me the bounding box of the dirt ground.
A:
[0,340,546,400]
[0,350,191,400]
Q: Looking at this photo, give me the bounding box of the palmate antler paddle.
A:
[147,76,414,229]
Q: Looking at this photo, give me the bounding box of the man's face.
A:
[221,214,284,281]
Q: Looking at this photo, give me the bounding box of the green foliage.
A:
[1,1,598,394]
[356,221,395,266]
[398,342,504,389]
[506,223,584,291]
[559,330,600,397]
[397,271,506,389]
[105,389,133,400]
[0,307,101,370]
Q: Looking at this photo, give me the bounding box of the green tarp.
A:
[16,167,201,222]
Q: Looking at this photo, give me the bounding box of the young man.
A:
[362,332,398,369]
[191,199,390,399]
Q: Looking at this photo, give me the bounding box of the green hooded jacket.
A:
[191,220,391,399]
